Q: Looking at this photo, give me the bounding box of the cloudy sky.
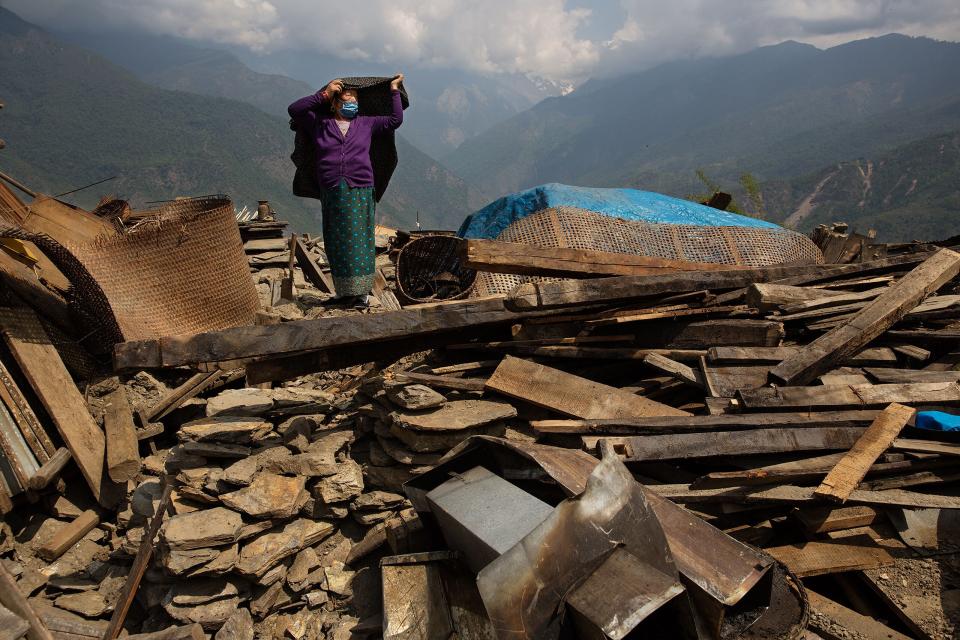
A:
[6,0,960,82]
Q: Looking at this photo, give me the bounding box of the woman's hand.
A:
[390,74,404,91]
[325,79,344,96]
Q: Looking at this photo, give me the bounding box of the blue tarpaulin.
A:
[457,183,781,239]
[915,411,960,432]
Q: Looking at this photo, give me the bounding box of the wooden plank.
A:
[583,304,750,327]
[708,345,898,366]
[865,368,960,383]
[145,370,220,422]
[737,382,960,411]
[462,239,749,278]
[700,364,769,397]
[0,308,121,506]
[585,427,866,461]
[765,536,893,577]
[745,283,845,312]
[794,506,881,533]
[806,590,912,640]
[36,510,99,561]
[508,263,857,310]
[114,295,591,370]
[393,371,486,392]
[891,438,960,456]
[103,386,141,484]
[294,237,334,294]
[373,270,402,312]
[511,346,708,361]
[771,249,960,386]
[647,483,960,509]
[695,456,954,490]
[778,287,886,313]
[814,403,915,503]
[531,410,880,435]
[642,353,704,389]
[485,355,690,419]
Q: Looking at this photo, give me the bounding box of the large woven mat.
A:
[0,196,259,350]
[472,206,823,297]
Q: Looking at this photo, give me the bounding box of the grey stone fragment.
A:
[179,416,273,444]
[235,519,336,578]
[386,384,446,410]
[54,591,110,618]
[312,460,364,504]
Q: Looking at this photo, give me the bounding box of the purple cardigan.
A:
[287,89,403,191]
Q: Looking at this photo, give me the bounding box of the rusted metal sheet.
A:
[475,446,697,639]
[405,437,804,639]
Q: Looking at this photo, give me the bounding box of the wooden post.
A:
[102,480,173,640]
[103,386,140,483]
[27,447,73,491]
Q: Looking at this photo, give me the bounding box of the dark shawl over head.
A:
[290,76,410,203]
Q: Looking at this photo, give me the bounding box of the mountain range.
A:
[0,8,482,231]
[443,34,960,240]
[3,5,960,241]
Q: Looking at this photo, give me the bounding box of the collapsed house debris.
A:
[0,170,959,639]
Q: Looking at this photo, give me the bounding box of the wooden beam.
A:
[0,308,121,506]
[462,239,749,278]
[642,353,705,389]
[765,536,893,577]
[708,346,897,366]
[794,506,882,533]
[393,371,486,392]
[737,382,960,411]
[145,370,220,422]
[531,410,880,435]
[114,295,589,370]
[508,263,849,310]
[294,237,334,294]
[36,510,99,561]
[814,403,915,503]
[102,480,173,640]
[647,483,960,509]
[511,346,708,361]
[103,386,141,484]
[485,355,690,419]
[865,368,960,383]
[584,427,866,461]
[745,283,845,311]
[770,249,960,386]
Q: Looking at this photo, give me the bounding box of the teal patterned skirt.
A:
[319,179,376,297]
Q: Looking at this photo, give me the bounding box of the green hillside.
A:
[0,8,480,232]
[762,131,960,242]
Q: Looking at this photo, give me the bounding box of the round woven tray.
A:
[395,234,476,304]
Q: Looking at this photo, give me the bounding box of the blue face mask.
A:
[338,101,359,119]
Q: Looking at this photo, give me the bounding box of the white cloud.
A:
[4,0,959,82]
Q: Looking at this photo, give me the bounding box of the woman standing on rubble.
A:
[288,74,404,307]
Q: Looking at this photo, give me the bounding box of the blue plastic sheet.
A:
[458,183,781,239]
[915,411,960,432]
